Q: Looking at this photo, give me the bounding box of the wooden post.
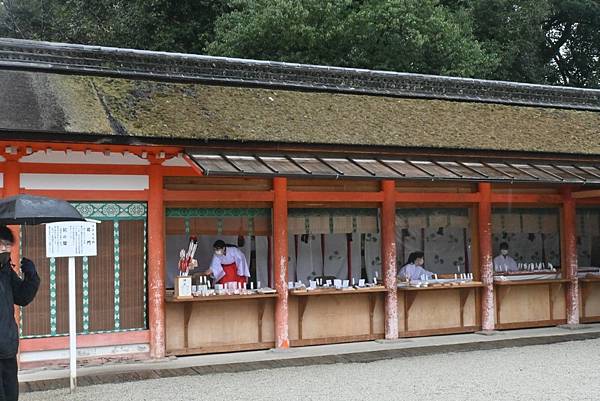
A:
[561,187,579,325]
[3,152,23,364]
[273,177,289,348]
[381,180,398,339]
[147,160,166,358]
[3,156,21,259]
[478,183,495,331]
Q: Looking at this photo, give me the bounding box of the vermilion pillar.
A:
[3,153,22,363]
[3,156,21,262]
[561,188,579,325]
[381,180,398,339]
[273,177,289,348]
[478,182,495,331]
[147,161,166,358]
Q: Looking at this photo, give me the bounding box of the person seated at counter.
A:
[398,251,435,281]
[493,242,518,273]
[209,240,250,285]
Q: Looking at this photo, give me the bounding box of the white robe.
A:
[493,254,518,272]
[398,263,434,281]
[210,246,250,282]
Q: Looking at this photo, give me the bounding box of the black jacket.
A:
[0,259,40,359]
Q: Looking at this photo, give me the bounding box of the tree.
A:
[206,0,497,77]
[0,0,229,53]
[543,0,600,87]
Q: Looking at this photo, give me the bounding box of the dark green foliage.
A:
[1,0,599,87]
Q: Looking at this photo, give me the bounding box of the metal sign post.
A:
[46,221,97,392]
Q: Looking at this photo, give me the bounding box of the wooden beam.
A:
[19,163,148,175]
[571,189,600,199]
[396,192,480,203]
[0,140,181,158]
[288,191,382,202]
[164,190,274,202]
[491,193,562,204]
[18,163,195,177]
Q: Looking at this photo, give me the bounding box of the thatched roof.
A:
[2,69,600,156]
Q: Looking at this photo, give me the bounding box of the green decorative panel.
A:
[113,221,121,330]
[82,256,90,333]
[72,202,147,220]
[166,208,270,217]
[288,208,378,217]
[49,257,57,336]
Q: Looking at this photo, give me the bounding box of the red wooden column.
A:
[381,180,398,339]
[273,177,289,348]
[3,151,22,363]
[561,187,579,325]
[3,154,22,261]
[147,159,166,358]
[478,182,495,331]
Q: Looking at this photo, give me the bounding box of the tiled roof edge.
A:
[1,37,599,111]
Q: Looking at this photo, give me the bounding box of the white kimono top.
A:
[398,263,434,281]
[493,255,518,272]
[210,246,250,282]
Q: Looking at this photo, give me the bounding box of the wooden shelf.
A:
[165,293,278,303]
[397,282,484,291]
[289,287,388,296]
[493,279,569,286]
[579,277,600,283]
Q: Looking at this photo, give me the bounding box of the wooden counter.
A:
[288,287,387,347]
[579,277,600,323]
[165,293,277,356]
[397,282,483,337]
[494,279,569,329]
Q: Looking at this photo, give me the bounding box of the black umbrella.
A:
[0,194,85,225]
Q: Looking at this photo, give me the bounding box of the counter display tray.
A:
[165,292,278,302]
[398,281,484,290]
[493,274,564,284]
[290,286,387,296]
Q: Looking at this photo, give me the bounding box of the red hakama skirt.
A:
[218,262,247,285]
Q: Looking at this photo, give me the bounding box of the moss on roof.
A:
[4,71,600,155]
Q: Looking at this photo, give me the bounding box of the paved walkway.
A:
[19,324,600,394]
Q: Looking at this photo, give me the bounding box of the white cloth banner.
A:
[364,233,381,281]
[296,234,323,283]
[350,233,362,281]
[255,236,270,287]
[324,234,347,279]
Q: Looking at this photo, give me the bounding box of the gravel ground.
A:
[22,338,600,401]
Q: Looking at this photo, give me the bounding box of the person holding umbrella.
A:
[0,225,40,401]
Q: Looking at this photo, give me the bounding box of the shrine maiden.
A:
[493,242,518,272]
[209,240,250,285]
[397,251,434,281]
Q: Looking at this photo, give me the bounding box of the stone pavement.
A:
[19,324,600,394]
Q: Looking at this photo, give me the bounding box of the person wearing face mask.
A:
[397,251,435,281]
[209,240,249,285]
[0,225,40,401]
[493,242,518,273]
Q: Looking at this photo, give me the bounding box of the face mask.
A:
[214,249,224,256]
[501,249,509,256]
[0,252,10,266]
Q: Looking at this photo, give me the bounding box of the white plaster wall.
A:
[21,174,149,190]
[162,155,189,166]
